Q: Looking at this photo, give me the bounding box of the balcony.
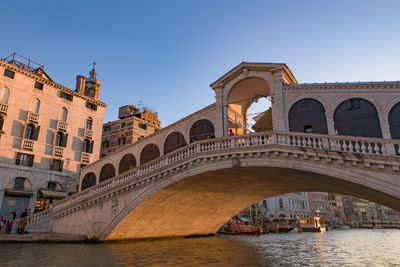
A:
[53,146,64,157]
[81,152,90,164]
[0,103,8,114]
[21,139,35,150]
[84,129,93,139]
[27,111,39,123]
[57,120,68,131]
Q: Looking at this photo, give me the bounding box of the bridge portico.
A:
[24,62,400,240]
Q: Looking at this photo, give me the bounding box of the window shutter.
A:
[52,130,57,145]
[89,141,94,153]
[62,133,68,147]
[28,155,34,167]
[50,158,54,170]
[15,153,21,165]
[33,126,40,140]
[60,160,64,171]
[21,122,28,139]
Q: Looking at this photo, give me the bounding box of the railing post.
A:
[271,133,277,144]
[385,143,397,156]
[322,137,330,150]
[196,143,201,153]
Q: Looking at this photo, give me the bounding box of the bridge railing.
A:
[49,131,400,213]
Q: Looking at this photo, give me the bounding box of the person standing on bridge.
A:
[228,129,235,136]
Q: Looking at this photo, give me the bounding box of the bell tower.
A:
[84,61,101,100]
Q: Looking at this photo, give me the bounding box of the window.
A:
[3,69,15,79]
[83,139,93,153]
[103,139,110,148]
[86,102,97,110]
[279,198,284,209]
[121,122,126,128]
[34,81,44,90]
[47,182,57,190]
[25,124,34,139]
[60,92,73,101]
[15,153,34,167]
[50,159,63,171]
[86,118,93,129]
[139,123,147,130]
[304,125,312,133]
[0,115,4,131]
[14,177,26,190]
[54,131,68,147]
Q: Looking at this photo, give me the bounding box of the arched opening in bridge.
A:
[334,98,382,138]
[99,164,116,183]
[81,172,96,190]
[34,181,67,212]
[227,77,271,135]
[119,153,137,174]
[164,132,187,154]
[189,120,214,143]
[140,144,160,165]
[288,98,328,134]
[389,102,400,139]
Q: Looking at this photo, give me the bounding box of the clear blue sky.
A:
[1,0,399,126]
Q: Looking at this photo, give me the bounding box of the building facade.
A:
[101,105,161,157]
[0,53,106,217]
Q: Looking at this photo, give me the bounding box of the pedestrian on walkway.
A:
[228,129,235,136]
[18,217,27,235]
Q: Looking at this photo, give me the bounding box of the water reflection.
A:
[0,229,399,266]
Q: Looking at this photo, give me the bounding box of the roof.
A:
[210,62,297,89]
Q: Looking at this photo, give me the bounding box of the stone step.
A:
[0,233,87,242]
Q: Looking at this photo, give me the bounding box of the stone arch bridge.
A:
[26,62,400,240]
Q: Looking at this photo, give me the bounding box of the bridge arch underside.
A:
[105,166,400,241]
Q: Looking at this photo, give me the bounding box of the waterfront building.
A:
[307,192,329,220]
[0,53,106,217]
[101,105,161,157]
[264,193,311,226]
[326,193,346,225]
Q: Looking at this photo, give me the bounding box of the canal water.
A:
[0,229,399,266]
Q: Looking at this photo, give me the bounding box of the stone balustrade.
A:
[26,210,50,226]
[53,146,64,157]
[0,102,8,114]
[51,131,400,212]
[84,129,93,139]
[81,152,90,164]
[27,111,39,123]
[21,139,35,150]
[57,120,68,131]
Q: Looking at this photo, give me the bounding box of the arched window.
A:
[86,117,93,130]
[121,135,126,145]
[189,119,215,143]
[99,163,116,183]
[279,198,283,209]
[0,87,10,103]
[288,98,328,134]
[61,108,68,122]
[103,139,110,148]
[83,139,93,153]
[140,144,160,165]
[389,102,400,139]
[81,172,96,190]
[119,154,136,174]
[55,132,63,146]
[0,115,4,130]
[164,132,186,154]
[31,98,40,113]
[334,98,382,138]
[25,124,34,139]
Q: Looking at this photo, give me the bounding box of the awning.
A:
[5,189,34,197]
[39,189,68,199]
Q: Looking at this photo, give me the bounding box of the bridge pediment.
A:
[210,62,297,90]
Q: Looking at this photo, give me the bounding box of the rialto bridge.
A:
[26,62,400,240]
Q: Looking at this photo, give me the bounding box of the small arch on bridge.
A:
[164,131,187,154]
[81,172,96,190]
[334,98,382,138]
[288,98,328,134]
[190,119,215,143]
[227,77,271,135]
[389,102,400,139]
[99,164,116,183]
[119,153,137,174]
[140,144,160,165]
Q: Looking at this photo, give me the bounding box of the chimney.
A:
[75,75,86,93]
